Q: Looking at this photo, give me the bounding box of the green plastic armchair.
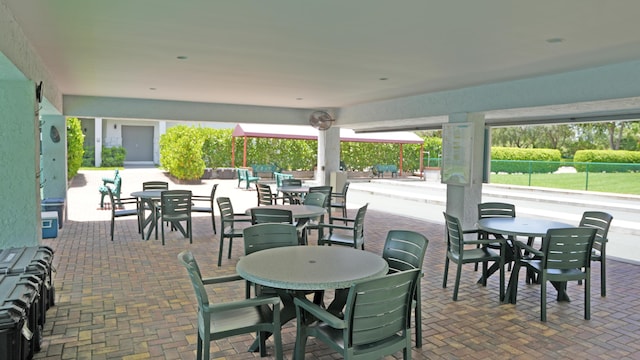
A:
[383,230,429,348]
[294,269,420,360]
[191,183,218,234]
[510,227,596,321]
[579,211,613,296]
[177,250,283,359]
[107,187,139,241]
[318,203,368,249]
[250,208,294,224]
[216,197,252,266]
[442,212,504,301]
[159,190,192,246]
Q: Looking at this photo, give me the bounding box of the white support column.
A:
[445,113,485,229]
[316,127,340,185]
[95,117,103,167]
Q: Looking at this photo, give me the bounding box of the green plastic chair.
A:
[298,192,327,243]
[256,183,280,206]
[216,197,251,266]
[474,202,516,271]
[383,230,429,348]
[250,208,294,224]
[318,203,368,249]
[294,269,420,360]
[330,182,350,219]
[142,181,169,190]
[510,227,597,321]
[442,212,504,301]
[159,190,193,246]
[243,223,299,297]
[578,211,613,296]
[191,184,218,234]
[107,187,139,241]
[177,250,283,359]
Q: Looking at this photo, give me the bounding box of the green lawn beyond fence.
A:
[489,161,640,195]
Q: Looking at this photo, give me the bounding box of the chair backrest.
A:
[142,181,169,190]
[281,178,302,187]
[177,250,209,308]
[217,197,235,221]
[309,186,332,209]
[383,230,429,273]
[351,203,368,240]
[343,269,420,347]
[243,223,299,255]
[443,212,464,258]
[477,202,516,219]
[541,227,597,271]
[256,183,274,206]
[161,190,192,216]
[338,182,350,196]
[250,208,293,224]
[302,192,326,208]
[579,211,613,253]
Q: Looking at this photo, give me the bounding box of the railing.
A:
[489,160,640,194]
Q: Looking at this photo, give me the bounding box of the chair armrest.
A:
[294,297,346,329]
[318,223,354,231]
[462,229,480,235]
[208,295,281,313]
[514,240,544,257]
[201,274,244,285]
[329,216,355,223]
[463,239,504,246]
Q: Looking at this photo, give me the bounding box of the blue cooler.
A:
[41,198,65,229]
[41,212,58,239]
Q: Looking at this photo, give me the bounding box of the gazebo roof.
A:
[232,123,423,144]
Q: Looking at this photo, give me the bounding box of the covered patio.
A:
[32,168,640,359]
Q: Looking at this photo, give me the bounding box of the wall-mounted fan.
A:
[309,110,335,130]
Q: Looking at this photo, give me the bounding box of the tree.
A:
[66,117,84,179]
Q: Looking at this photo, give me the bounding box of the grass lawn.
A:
[490,172,640,195]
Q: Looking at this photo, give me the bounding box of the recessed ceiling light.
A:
[149,87,157,90]
[546,38,564,44]
[296,97,304,100]
[379,77,388,81]
[176,55,188,60]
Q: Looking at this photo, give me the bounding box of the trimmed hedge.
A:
[491,147,561,173]
[574,150,640,172]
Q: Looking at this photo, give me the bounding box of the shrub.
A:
[491,147,561,173]
[82,146,95,167]
[574,150,640,172]
[160,125,205,180]
[66,117,84,179]
[101,146,127,167]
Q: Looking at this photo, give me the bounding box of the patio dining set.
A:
[105,176,613,360]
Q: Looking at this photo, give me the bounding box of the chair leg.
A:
[211,213,216,234]
[110,219,115,241]
[161,218,166,246]
[227,238,233,259]
[442,257,449,288]
[600,259,606,297]
[541,275,547,322]
[585,271,591,320]
[453,263,462,301]
[414,288,422,348]
[217,237,224,267]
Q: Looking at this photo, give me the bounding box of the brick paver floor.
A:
[33,169,640,359]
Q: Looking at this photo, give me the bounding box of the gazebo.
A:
[231,124,425,175]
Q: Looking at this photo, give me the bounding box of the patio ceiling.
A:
[3,0,640,129]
